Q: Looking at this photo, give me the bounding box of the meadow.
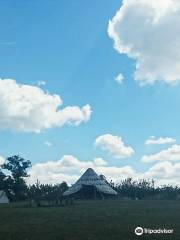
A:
[0,200,180,240]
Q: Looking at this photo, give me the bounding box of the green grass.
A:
[0,200,180,240]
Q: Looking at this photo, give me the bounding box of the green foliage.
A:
[113,178,180,200]
[1,155,31,201]
[27,181,69,206]
[3,155,31,179]
[0,169,6,190]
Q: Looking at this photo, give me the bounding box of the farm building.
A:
[0,191,9,204]
[63,168,117,198]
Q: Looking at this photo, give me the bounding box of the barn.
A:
[63,168,117,198]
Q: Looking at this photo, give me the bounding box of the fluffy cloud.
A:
[115,73,124,84]
[94,158,107,166]
[0,156,5,165]
[141,144,180,163]
[28,154,180,186]
[108,0,180,85]
[0,79,92,133]
[95,134,134,159]
[144,161,180,186]
[28,155,135,185]
[145,136,176,145]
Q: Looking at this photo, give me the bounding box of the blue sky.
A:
[1,0,180,185]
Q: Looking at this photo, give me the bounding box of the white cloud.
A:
[28,155,94,185]
[108,0,180,85]
[98,165,135,183]
[115,73,124,84]
[44,141,52,147]
[144,161,180,186]
[0,79,92,133]
[28,154,180,186]
[93,158,107,166]
[0,156,5,165]
[141,144,180,163]
[28,155,135,185]
[145,136,176,145]
[95,134,134,159]
[37,81,46,86]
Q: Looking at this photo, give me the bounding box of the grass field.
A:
[0,200,180,240]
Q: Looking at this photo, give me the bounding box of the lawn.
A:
[0,200,180,240]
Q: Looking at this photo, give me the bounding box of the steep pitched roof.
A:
[63,168,117,196]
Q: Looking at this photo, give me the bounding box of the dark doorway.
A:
[79,185,98,199]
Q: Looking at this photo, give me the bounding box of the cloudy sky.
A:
[1,0,180,186]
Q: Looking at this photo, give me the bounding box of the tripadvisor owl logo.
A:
[135,227,143,236]
[135,226,174,235]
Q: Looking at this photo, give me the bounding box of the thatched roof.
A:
[63,168,117,196]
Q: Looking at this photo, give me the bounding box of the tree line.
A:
[110,178,180,200]
[0,155,180,203]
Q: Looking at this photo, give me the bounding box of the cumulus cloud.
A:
[27,155,135,185]
[144,161,180,186]
[0,79,92,133]
[108,0,180,85]
[28,154,180,186]
[141,144,180,163]
[0,156,5,165]
[145,136,176,145]
[115,73,124,84]
[95,134,134,159]
[93,158,107,166]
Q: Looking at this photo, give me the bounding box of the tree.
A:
[0,169,6,190]
[2,155,31,201]
[27,181,69,207]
